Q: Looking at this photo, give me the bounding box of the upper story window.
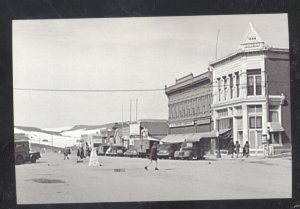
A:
[247,69,262,96]
[223,76,227,100]
[217,78,221,102]
[235,106,242,115]
[269,105,279,122]
[248,105,262,113]
[217,109,228,117]
[229,75,233,99]
[235,72,240,98]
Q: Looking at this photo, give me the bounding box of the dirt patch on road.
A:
[27,178,66,184]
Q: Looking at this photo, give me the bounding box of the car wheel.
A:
[16,155,24,165]
[31,156,36,163]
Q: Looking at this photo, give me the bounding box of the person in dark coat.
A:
[228,139,234,158]
[63,147,69,160]
[77,148,80,161]
[235,141,241,158]
[80,147,85,159]
[243,141,250,158]
[145,143,159,171]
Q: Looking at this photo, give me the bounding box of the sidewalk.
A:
[205,152,291,161]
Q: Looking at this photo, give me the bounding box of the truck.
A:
[174,141,205,160]
[130,139,159,158]
[157,143,181,159]
[14,140,41,165]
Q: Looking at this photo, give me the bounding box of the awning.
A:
[186,131,218,142]
[269,122,284,132]
[161,133,193,143]
[219,129,233,139]
[147,136,161,142]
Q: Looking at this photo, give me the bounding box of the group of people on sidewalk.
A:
[228,139,250,158]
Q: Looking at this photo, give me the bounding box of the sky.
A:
[13,14,289,128]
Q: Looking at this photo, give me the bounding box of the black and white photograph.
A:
[13,13,292,204]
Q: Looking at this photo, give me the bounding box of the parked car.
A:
[15,140,41,165]
[106,145,127,156]
[174,141,205,160]
[157,143,181,159]
[97,145,110,156]
[124,148,138,158]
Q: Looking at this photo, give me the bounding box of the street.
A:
[15,152,292,204]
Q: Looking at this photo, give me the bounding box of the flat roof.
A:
[209,47,289,67]
[165,71,212,95]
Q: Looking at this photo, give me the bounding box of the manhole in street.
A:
[114,168,125,172]
[28,178,66,184]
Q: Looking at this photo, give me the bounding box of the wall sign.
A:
[169,121,194,128]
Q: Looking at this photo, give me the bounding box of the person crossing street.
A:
[145,142,159,171]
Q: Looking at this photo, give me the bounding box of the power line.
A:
[13,80,291,93]
[13,88,165,92]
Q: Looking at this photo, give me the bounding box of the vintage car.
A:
[15,140,41,164]
[97,145,110,156]
[157,143,181,159]
[124,148,139,158]
[174,141,205,160]
[105,145,127,157]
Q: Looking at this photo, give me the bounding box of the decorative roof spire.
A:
[239,22,269,51]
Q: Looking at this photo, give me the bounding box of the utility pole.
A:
[51,134,53,153]
[136,98,138,122]
[130,99,132,123]
[122,104,124,146]
[215,28,220,60]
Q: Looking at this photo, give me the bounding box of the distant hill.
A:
[15,126,62,136]
[67,122,130,132]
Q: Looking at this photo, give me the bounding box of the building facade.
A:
[209,23,291,154]
[165,71,213,135]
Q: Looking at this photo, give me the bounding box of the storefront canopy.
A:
[147,136,161,142]
[186,131,218,142]
[269,122,284,132]
[161,133,193,144]
[161,129,233,144]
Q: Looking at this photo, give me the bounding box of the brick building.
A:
[162,71,215,144]
[209,23,291,155]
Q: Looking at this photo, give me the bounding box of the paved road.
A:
[15,152,292,204]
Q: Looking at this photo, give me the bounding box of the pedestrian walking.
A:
[63,147,70,160]
[234,141,240,158]
[77,148,81,161]
[145,143,159,171]
[228,139,234,158]
[80,147,85,159]
[243,141,250,158]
